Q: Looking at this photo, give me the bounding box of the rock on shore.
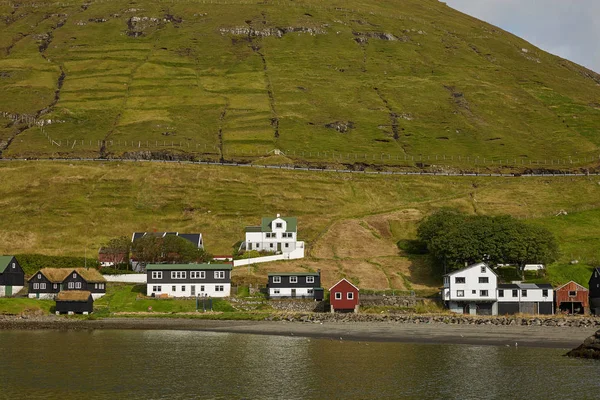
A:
[566,330,600,359]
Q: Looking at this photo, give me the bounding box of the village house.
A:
[442,262,498,315]
[241,215,304,259]
[55,291,94,315]
[146,263,232,298]
[497,283,554,315]
[267,271,324,300]
[329,278,360,313]
[0,256,25,297]
[589,268,600,316]
[555,281,589,314]
[98,247,128,268]
[132,232,204,248]
[28,268,107,299]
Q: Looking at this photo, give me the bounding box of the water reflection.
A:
[1,330,599,400]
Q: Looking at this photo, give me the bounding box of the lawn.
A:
[0,297,54,315]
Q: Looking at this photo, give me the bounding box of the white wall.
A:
[446,263,498,302]
[104,274,147,283]
[0,285,23,297]
[498,288,554,303]
[269,288,314,297]
[28,293,56,300]
[146,283,231,298]
[233,246,305,267]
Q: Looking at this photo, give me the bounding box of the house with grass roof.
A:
[28,268,107,299]
[0,256,25,297]
[55,291,94,315]
[242,214,305,259]
[146,263,233,298]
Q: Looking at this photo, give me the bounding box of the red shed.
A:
[329,278,359,313]
[555,281,589,315]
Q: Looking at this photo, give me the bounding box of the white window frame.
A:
[215,285,224,292]
[306,276,315,284]
[171,271,186,279]
[273,276,281,283]
[37,274,41,279]
[456,290,464,297]
[478,277,489,284]
[347,292,354,300]
[289,276,298,284]
[181,286,185,292]
[68,282,74,289]
[481,266,486,273]
[480,290,488,297]
[33,283,40,290]
[334,292,342,300]
[40,283,46,290]
[498,290,504,298]
[455,277,465,284]
[200,285,205,292]
[276,223,283,228]
[191,271,205,279]
[152,271,162,280]
[75,282,82,289]
[153,285,162,292]
[273,288,280,294]
[307,289,314,295]
[53,284,58,289]
[172,285,176,292]
[73,273,77,278]
[214,271,225,279]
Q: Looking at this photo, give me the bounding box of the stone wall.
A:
[360,295,418,308]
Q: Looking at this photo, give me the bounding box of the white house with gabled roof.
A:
[442,262,498,315]
[242,214,304,259]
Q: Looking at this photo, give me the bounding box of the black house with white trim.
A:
[267,272,324,300]
[0,256,24,297]
[589,268,600,315]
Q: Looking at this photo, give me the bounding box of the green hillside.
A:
[1,0,599,169]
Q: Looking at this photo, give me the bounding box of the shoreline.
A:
[0,316,595,349]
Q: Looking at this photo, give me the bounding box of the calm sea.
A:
[1,330,599,400]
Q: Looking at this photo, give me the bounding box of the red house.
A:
[329,278,359,313]
[555,281,589,315]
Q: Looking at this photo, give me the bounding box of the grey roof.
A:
[0,256,15,274]
[146,263,232,271]
[132,232,203,248]
[498,283,553,290]
[444,262,498,277]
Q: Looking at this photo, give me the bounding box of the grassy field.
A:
[0,160,599,290]
[0,0,599,168]
[0,297,54,315]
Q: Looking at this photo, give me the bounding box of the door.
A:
[291,289,296,298]
[5,286,11,296]
[191,285,196,296]
[463,303,470,314]
[36,292,39,299]
[277,243,282,252]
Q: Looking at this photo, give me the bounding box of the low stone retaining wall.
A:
[360,295,418,308]
[229,298,326,312]
[264,313,600,327]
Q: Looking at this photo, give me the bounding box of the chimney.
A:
[276,213,281,218]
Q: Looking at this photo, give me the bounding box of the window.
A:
[472,290,476,294]
[479,277,489,284]
[285,243,289,248]
[12,263,15,269]
[456,290,464,297]
[73,273,77,278]
[214,271,225,279]
[273,276,281,283]
[522,290,528,297]
[273,288,280,294]
[270,243,274,248]
[481,266,486,273]
[182,286,185,292]
[290,276,298,284]
[37,274,41,279]
[68,282,74,289]
[75,282,82,289]
[569,290,577,297]
[347,292,354,300]
[276,223,283,228]
[191,271,205,279]
[172,286,176,292]
[215,285,224,292]
[256,243,260,248]
[498,290,504,298]
[151,271,162,279]
[171,271,186,279]
[307,289,314,295]
[334,292,342,300]
[53,284,58,289]
[33,283,39,290]
[282,233,292,238]
[40,283,46,289]
[512,289,518,297]
[455,277,466,284]
[306,276,315,284]
[200,285,205,292]
[153,285,162,292]
[100,283,104,289]
[542,289,548,297]
[480,290,488,297]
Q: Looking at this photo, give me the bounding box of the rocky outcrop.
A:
[566,330,600,359]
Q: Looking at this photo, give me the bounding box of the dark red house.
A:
[555,281,589,315]
[329,278,359,313]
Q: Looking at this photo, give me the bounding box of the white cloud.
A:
[444,0,600,72]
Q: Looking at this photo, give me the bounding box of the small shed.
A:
[555,281,589,315]
[329,278,359,313]
[55,291,94,315]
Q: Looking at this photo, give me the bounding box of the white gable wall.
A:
[444,263,498,302]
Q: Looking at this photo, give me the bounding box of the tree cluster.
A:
[130,235,211,265]
[417,209,559,273]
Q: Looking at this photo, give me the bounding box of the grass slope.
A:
[0,0,599,167]
[0,160,599,289]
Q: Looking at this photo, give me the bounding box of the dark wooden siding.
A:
[498,303,520,315]
[0,257,25,286]
[28,274,61,294]
[63,273,106,294]
[589,269,600,299]
[330,280,359,310]
[55,297,94,314]
[268,275,321,289]
[147,269,231,284]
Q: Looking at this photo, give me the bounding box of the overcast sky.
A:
[444,0,600,73]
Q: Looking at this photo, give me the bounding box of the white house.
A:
[242,214,304,259]
[146,263,232,298]
[497,283,554,315]
[442,262,498,315]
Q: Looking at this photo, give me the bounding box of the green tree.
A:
[100,236,131,269]
[132,235,211,265]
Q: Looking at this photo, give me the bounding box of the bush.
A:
[16,254,100,275]
[397,239,428,255]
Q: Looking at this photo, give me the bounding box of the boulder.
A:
[566,330,600,359]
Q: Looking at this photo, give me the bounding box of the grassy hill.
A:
[1,160,599,290]
[1,0,599,169]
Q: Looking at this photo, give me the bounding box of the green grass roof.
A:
[261,217,297,233]
[0,256,14,274]
[146,263,233,271]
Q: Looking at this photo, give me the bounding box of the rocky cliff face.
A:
[566,330,600,359]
